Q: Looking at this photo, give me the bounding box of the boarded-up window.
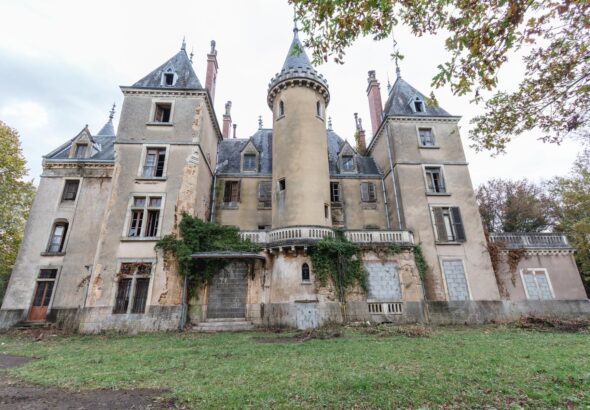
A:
[522,269,553,300]
[62,180,80,201]
[432,206,465,242]
[441,259,470,301]
[360,182,377,202]
[223,181,240,203]
[257,181,272,208]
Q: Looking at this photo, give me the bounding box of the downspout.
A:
[385,121,403,230]
[381,174,391,229]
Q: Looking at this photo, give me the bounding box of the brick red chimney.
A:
[205,40,218,103]
[354,113,367,155]
[222,101,232,139]
[366,70,383,136]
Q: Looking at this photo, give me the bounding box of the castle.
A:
[1,28,587,332]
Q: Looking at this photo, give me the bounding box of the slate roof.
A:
[383,76,453,118]
[96,117,115,137]
[216,129,380,177]
[132,49,202,90]
[45,124,115,162]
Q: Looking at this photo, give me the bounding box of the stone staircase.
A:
[191,318,255,332]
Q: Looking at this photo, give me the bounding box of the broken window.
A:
[418,128,435,146]
[74,143,87,158]
[341,155,355,172]
[114,262,152,314]
[127,196,162,238]
[360,182,377,203]
[154,103,172,123]
[61,180,80,201]
[302,263,310,282]
[425,166,446,193]
[432,206,466,242]
[143,148,166,178]
[330,182,341,203]
[223,181,240,204]
[243,154,257,171]
[47,222,68,253]
[257,180,272,208]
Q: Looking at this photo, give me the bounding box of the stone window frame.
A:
[161,68,177,87]
[61,178,82,203]
[520,268,555,300]
[429,205,466,243]
[112,259,155,316]
[409,96,426,113]
[137,144,170,180]
[439,256,472,302]
[422,164,449,196]
[415,125,439,148]
[42,219,69,256]
[301,262,311,284]
[27,266,62,318]
[147,98,175,125]
[122,193,166,240]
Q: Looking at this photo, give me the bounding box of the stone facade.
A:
[1,29,588,332]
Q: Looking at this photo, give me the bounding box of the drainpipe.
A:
[385,122,403,230]
[179,275,188,331]
[380,174,391,230]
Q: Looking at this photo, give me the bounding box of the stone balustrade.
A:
[240,227,414,247]
[489,233,570,249]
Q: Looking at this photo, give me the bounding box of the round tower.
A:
[268,27,331,228]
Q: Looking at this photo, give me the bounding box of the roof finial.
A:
[109,103,116,120]
[258,115,263,130]
[190,47,194,63]
[387,73,391,92]
[328,116,333,131]
[293,7,299,35]
[181,36,186,51]
[392,32,401,79]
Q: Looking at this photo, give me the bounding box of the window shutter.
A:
[368,183,376,202]
[425,170,434,192]
[360,182,369,202]
[432,207,447,241]
[451,207,466,241]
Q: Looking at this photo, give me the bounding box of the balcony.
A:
[489,233,571,249]
[240,226,414,247]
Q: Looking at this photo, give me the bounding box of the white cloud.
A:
[1,101,49,130]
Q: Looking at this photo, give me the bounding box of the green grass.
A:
[1,326,589,408]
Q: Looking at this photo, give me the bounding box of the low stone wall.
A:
[0,309,24,330]
[78,305,182,333]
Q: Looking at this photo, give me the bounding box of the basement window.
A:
[154,103,172,123]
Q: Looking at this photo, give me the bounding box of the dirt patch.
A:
[254,325,343,343]
[0,355,175,409]
[515,316,590,333]
[361,323,433,338]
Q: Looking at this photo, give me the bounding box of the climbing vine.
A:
[413,243,428,282]
[309,229,367,302]
[156,213,260,288]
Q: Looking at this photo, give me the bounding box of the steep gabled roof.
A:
[132,48,202,90]
[383,76,453,118]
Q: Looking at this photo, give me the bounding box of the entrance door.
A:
[207,262,248,319]
[28,269,58,321]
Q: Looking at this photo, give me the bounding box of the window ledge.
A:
[301,281,313,285]
[276,115,285,122]
[426,192,451,196]
[315,115,325,122]
[435,241,465,246]
[222,203,239,209]
[257,206,272,210]
[120,237,161,242]
[41,252,65,257]
[135,177,167,182]
[418,145,440,149]
[145,122,174,127]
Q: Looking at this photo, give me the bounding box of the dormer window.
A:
[243,154,257,171]
[413,97,425,113]
[74,143,87,158]
[164,73,174,86]
[341,155,355,172]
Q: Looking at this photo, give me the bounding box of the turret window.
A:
[278,100,285,117]
[316,101,321,117]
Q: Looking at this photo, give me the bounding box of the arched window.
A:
[302,263,310,282]
[47,221,68,253]
[316,101,321,117]
[278,100,285,117]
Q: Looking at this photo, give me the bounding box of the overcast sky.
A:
[0,0,582,186]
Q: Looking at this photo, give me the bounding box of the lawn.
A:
[1,325,589,408]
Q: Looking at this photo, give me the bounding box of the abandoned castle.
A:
[1,27,588,332]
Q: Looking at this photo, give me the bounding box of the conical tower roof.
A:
[96,104,116,136]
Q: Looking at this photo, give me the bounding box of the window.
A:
[257,181,272,208]
[330,182,341,203]
[113,262,152,314]
[360,182,377,203]
[418,128,435,146]
[425,167,446,193]
[164,72,174,86]
[302,263,310,282]
[154,103,172,123]
[316,101,321,117]
[28,269,58,321]
[142,148,166,178]
[278,100,285,117]
[243,154,257,171]
[432,206,466,242]
[413,98,425,113]
[47,222,68,253]
[324,204,329,218]
[62,180,80,201]
[74,144,87,158]
[278,178,286,191]
[127,196,163,238]
[223,181,240,204]
[441,259,470,301]
[522,269,554,300]
[341,155,355,172]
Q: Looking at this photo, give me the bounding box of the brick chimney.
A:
[222,101,232,139]
[366,70,383,136]
[205,40,218,103]
[354,113,367,155]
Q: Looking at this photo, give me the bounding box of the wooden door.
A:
[28,281,55,321]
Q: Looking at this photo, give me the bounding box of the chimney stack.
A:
[232,124,237,139]
[354,113,367,155]
[222,101,232,139]
[366,70,383,136]
[205,40,218,103]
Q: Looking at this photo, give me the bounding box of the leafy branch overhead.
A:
[290,0,590,154]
